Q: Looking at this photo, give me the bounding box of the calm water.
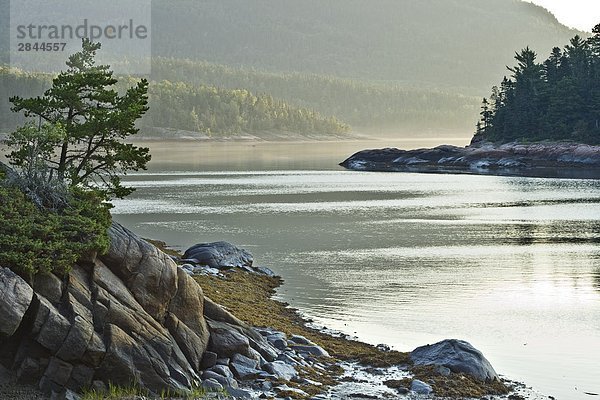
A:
[112,141,600,400]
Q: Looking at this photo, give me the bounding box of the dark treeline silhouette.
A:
[475,25,600,145]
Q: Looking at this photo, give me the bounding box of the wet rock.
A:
[248,347,267,367]
[289,344,330,358]
[411,379,433,395]
[180,258,200,265]
[255,380,273,391]
[183,242,253,270]
[411,339,499,381]
[0,267,34,337]
[50,388,82,400]
[201,378,223,392]
[202,370,237,389]
[376,344,391,352]
[437,365,451,376]
[208,324,251,358]
[289,335,311,345]
[229,354,261,380]
[267,332,286,342]
[254,266,276,276]
[210,364,235,379]
[274,384,309,397]
[277,353,299,366]
[397,386,410,395]
[248,337,278,362]
[226,387,252,398]
[232,353,259,369]
[230,360,261,380]
[271,338,287,350]
[263,361,298,381]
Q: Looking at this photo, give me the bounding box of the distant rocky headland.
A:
[340,142,600,179]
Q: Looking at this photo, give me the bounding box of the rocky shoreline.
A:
[340,142,600,179]
[0,223,543,399]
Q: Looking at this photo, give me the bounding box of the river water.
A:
[112,140,600,400]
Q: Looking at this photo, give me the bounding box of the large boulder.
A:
[183,242,253,270]
[207,321,251,358]
[264,361,297,381]
[410,339,499,382]
[100,222,179,322]
[0,267,34,337]
[167,268,211,370]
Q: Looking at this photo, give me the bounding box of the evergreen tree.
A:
[475,27,600,145]
[8,39,150,198]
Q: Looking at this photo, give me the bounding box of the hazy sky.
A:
[527,0,600,32]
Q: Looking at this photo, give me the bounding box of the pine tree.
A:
[8,39,150,199]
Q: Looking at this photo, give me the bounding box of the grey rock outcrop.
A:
[0,222,216,396]
[411,379,433,395]
[0,221,310,398]
[0,267,34,337]
[340,142,600,179]
[410,339,499,382]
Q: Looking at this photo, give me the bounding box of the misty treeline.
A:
[0,58,478,137]
[0,67,348,137]
[475,27,600,145]
[152,58,479,131]
[145,81,349,136]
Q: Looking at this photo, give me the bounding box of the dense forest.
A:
[0,0,588,138]
[151,58,480,131]
[145,81,348,136]
[0,59,480,137]
[474,26,600,145]
[0,68,349,137]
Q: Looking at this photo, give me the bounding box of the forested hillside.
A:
[0,0,587,138]
[150,0,582,91]
[474,27,600,145]
[152,58,480,131]
[0,68,349,137]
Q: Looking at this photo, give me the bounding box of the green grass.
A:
[81,382,221,400]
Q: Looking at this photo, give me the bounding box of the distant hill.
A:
[151,0,583,92]
[151,58,480,131]
[0,67,349,138]
[0,0,587,137]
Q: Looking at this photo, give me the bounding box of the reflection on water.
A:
[113,141,600,400]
